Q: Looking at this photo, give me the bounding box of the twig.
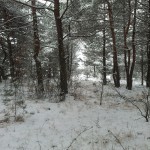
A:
[61,0,70,19]
[37,140,42,150]
[39,119,49,133]
[134,116,144,121]
[110,83,149,122]
[108,130,126,150]
[114,88,144,115]
[66,126,93,150]
[13,0,54,11]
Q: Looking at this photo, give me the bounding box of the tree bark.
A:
[123,0,131,90]
[0,38,7,81]
[106,0,120,87]
[54,0,68,98]
[7,36,15,80]
[141,49,144,85]
[31,0,44,96]
[146,0,150,87]
[123,0,137,90]
[67,43,73,81]
[129,0,137,90]
[102,3,107,85]
[3,9,15,81]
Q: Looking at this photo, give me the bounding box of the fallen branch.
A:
[66,126,93,150]
[110,84,149,122]
[108,130,125,150]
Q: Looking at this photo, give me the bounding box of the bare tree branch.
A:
[60,0,70,19]
[108,130,126,150]
[13,0,54,11]
[0,14,31,27]
[66,126,93,150]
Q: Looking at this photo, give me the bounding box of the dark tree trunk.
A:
[31,0,44,95]
[67,44,73,81]
[47,66,52,79]
[0,66,6,81]
[0,38,7,81]
[141,49,144,85]
[106,1,120,87]
[93,65,96,77]
[102,5,107,85]
[146,0,150,87]
[147,46,150,87]
[123,0,137,90]
[123,0,131,90]
[69,45,73,79]
[126,76,132,90]
[128,0,137,90]
[54,0,68,97]
[102,31,107,85]
[7,36,15,80]
[3,10,15,80]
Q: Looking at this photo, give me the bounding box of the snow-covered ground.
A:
[0,78,150,150]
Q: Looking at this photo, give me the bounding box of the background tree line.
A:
[0,0,150,101]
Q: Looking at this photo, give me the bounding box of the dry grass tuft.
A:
[15,115,24,122]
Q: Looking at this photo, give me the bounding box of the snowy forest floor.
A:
[0,77,150,150]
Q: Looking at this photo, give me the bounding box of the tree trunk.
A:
[54,0,68,98]
[102,4,107,85]
[106,1,120,87]
[3,10,15,80]
[31,0,44,96]
[68,44,73,80]
[47,66,52,79]
[128,0,137,90]
[123,0,137,90]
[147,46,150,87]
[141,49,144,85]
[93,65,96,77]
[123,0,131,90]
[147,0,150,87]
[0,38,7,81]
[7,36,15,80]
